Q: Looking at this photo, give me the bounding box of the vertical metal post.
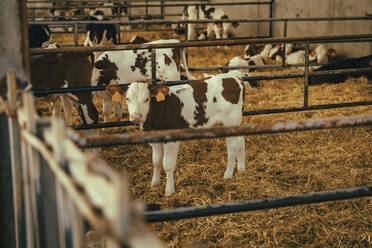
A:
[1,72,25,248]
[304,40,310,107]
[0,0,30,246]
[160,0,164,20]
[74,22,78,47]
[23,93,41,248]
[196,5,200,40]
[51,118,69,248]
[283,19,287,37]
[145,0,149,19]
[269,0,274,37]
[151,48,157,84]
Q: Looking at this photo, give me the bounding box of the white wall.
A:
[161,0,372,57]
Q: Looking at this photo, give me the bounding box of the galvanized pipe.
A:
[30,34,372,54]
[144,187,372,222]
[31,67,372,96]
[71,115,372,148]
[28,1,272,10]
[28,16,372,26]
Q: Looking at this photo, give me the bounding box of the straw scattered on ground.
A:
[37,30,372,248]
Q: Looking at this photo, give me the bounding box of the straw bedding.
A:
[39,30,372,247]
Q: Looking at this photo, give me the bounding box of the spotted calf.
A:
[182,5,239,40]
[107,72,246,196]
[91,39,195,122]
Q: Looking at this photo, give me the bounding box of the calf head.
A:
[106,83,170,123]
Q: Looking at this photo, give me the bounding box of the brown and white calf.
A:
[30,52,98,126]
[107,72,246,195]
[91,39,195,122]
[182,5,239,40]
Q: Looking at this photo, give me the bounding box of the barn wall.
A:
[162,0,371,57]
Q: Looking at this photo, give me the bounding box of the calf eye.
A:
[126,98,130,102]
[144,98,149,103]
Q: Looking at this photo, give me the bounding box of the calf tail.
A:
[181,48,196,80]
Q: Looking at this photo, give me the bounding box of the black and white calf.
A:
[91,39,195,122]
[84,13,118,48]
[28,24,51,48]
[107,72,246,195]
[182,5,239,40]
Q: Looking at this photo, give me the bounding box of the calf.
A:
[309,54,372,85]
[30,52,98,126]
[182,5,239,40]
[28,24,51,48]
[91,39,195,122]
[84,12,118,48]
[107,72,246,195]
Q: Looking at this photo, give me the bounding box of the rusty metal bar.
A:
[72,115,372,148]
[68,100,372,130]
[30,34,372,54]
[145,186,372,222]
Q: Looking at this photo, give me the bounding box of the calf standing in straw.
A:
[106,72,246,195]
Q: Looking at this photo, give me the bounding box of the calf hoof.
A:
[165,185,175,196]
[223,171,233,179]
[237,167,246,173]
[151,179,160,187]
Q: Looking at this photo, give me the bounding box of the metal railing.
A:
[30,33,372,130]
[3,72,165,248]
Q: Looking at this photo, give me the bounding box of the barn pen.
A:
[1,0,372,247]
[30,34,372,247]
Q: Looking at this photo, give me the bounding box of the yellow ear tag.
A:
[155,91,165,102]
[112,90,122,102]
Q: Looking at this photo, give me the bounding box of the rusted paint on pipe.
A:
[72,115,372,148]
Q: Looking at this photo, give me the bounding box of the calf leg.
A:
[236,136,246,173]
[213,24,222,39]
[223,137,239,179]
[150,143,164,187]
[60,95,73,125]
[113,101,123,121]
[102,92,113,122]
[163,142,180,196]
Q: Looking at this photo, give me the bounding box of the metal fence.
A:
[30,33,372,130]
[4,72,166,248]
[2,0,371,246]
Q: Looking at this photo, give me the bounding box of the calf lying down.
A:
[107,72,246,195]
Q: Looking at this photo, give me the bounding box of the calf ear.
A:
[105,85,125,96]
[149,85,169,98]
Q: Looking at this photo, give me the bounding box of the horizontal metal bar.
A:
[28,16,372,26]
[31,67,372,96]
[69,101,372,130]
[243,101,372,116]
[71,115,372,148]
[28,1,272,10]
[28,0,208,2]
[144,187,372,222]
[71,121,132,130]
[30,34,372,54]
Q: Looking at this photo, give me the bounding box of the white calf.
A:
[91,39,194,122]
[107,72,246,195]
